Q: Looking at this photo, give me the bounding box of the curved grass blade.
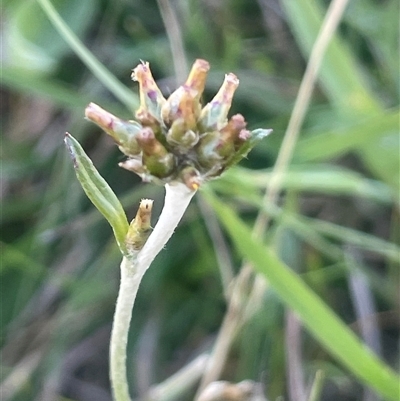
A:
[281,0,380,114]
[65,133,129,254]
[203,189,400,401]
[216,165,394,205]
[37,0,138,113]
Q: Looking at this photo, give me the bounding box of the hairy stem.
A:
[110,257,142,401]
[110,183,196,401]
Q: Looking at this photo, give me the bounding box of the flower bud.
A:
[161,85,198,129]
[195,131,225,169]
[136,128,176,178]
[184,59,210,103]
[118,156,145,175]
[136,108,160,130]
[198,73,239,131]
[196,120,244,169]
[119,157,156,183]
[220,114,250,148]
[161,60,209,129]
[126,198,153,253]
[196,114,251,170]
[179,165,202,191]
[166,118,199,151]
[135,108,165,145]
[84,60,271,187]
[132,62,166,121]
[224,128,273,169]
[85,103,142,156]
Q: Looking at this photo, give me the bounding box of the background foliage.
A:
[1,0,399,400]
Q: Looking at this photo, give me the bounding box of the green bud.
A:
[196,132,224,169]
[196,128,237,170]
[220,114,247,148]
[136,128,176,178]
[161,60,210,128]
[184,59,210,104]
[166,118,199,151]
[82,60,272,188]
[118,156,145,175]
[132,62,166,122]
[161,85,198,130]
[198,73,239,131]
[126,199,153,253]
[85,102,142,156]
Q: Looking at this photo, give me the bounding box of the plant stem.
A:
[110,183,196,401]
[110,256,142,401]
[156,0,188,84]
[258,0,350,236]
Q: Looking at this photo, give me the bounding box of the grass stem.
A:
[198,0,351,390]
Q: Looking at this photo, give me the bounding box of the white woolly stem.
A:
[110,257,141,401]
[110,183,196,401]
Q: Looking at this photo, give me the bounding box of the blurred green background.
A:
[1,0,399,400]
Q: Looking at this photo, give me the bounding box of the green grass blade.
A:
[216,190,399,265]
[36,0,139,113]
[2,66,90,110]
[203,189,400,401]
[64,133,129,254]
[216,165,394,205]
[281,0,380,114]
[306,217,400,265]
[282,1,399,188]
[295,110,399,164]
[1,242,46,276]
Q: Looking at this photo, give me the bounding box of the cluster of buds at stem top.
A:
[85,59,271,191]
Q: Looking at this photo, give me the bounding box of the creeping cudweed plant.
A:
[65,59,271,401]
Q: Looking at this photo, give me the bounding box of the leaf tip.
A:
[251,128,273,139]
[64,132,78,168]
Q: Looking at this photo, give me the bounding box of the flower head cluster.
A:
[85,59,271,190]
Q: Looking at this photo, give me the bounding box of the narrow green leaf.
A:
[2,66,89,110]
[306,217,400,265]
[281,1,400,188]
[268,202,399,265]
[216,165,394,205]
[8,0,96,74]
[1,242,46,276]
[308,370,326,401]
[64,133,129,254]
[203,189,400,401]
[281,0,380,114]
[359,131,400,190]
[36,0,138,113]
[295,110,399,165]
